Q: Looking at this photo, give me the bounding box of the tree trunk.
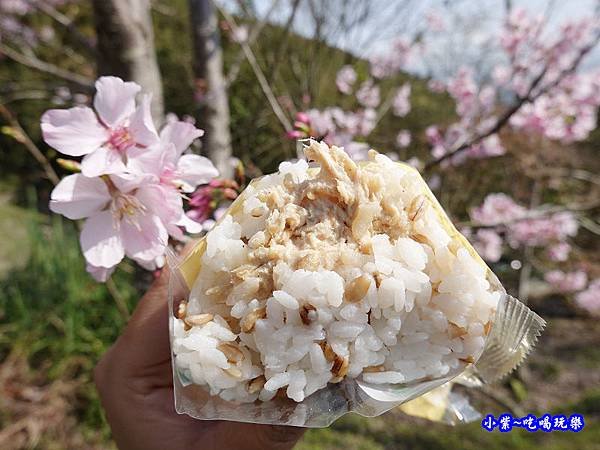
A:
[188,0,233,178]
[91,0,164,121]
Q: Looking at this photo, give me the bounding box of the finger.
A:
[108,241,200,375]
[120,269,171,363]
[120,240,200,361]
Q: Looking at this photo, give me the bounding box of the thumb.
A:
[117,240,199,371]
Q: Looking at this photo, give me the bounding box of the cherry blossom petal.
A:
[127,144,171,178]
[49,174,111,219]
[166,223,185,241]
[128,94,160,147]
[80,210,125,268]
[176,213,204,234]
[175,154,219,192]
[136,184,183,224]
[136,255,166,271]
[86,263,116,282]
[121,212,168,264]
[41,107,108,156]
[160,120,204,157]
[110,172,157,194]
[81,146,127,177]
[94,76,140,127]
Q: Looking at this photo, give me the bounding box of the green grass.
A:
[0,214,142,437]
[298,405,600,450]
[0,201,31,279]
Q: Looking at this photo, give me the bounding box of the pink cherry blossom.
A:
[471,229,503,263]
[510,72,600,143]
[545,270,588,293]
[356,79,380,108]
[305,109,335,137]
[343,141,370,161]
[465,134,505,159]
[336,65,357,94]
[446,67,478,119]
[494,7,600,144]
[508,211,578,247]
[370,37,412,79]
[548,242,572,262]
[230,24,249,43]
[188,179,238,226]
[353,108,377,136]
[41,76,160,177]
[213,206,228,221]
[295,111,310,125]
[424,9,446,33]
[86,263,115,283]
[392,83,411,117]
[187,185,213,224]
[492,65,512,86]
[128,122,215,194]
[575,279,600,315]
[427,79,446,93]
[126,145,218,238]
[405,156,422,169]
[44,72,219,283]
[290,107,377,147]
[470,193,526,226]
[395,130,411,148]
[49,173,169,275]
[470,194,579,249]
[286,130,304,140]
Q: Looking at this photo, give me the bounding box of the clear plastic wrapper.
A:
[168,141,545,427]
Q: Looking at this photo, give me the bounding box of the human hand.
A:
[94,268,305,450]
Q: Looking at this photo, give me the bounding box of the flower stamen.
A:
[108,127,135,153]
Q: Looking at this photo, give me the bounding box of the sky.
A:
[224,0,600,77]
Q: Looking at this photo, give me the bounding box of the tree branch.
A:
[225,0,282,86]
[267,0,302,84]
[218,5,293,132]
[424,31,600,171]
[0,44,94,91]
[0,104,60,185]
[34,2,97,56]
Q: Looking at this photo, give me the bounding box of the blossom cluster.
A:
[544,271,600,316]
[277,6,599,317]
[544,270,588,293]
[464,193,599,315]
[287,109,376,160]
[425,8,600,165]
[574,279,600,316]
[43,77,219,281]
[187,179,239,228]
[498,9,600,143]
[466,193,578,263]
